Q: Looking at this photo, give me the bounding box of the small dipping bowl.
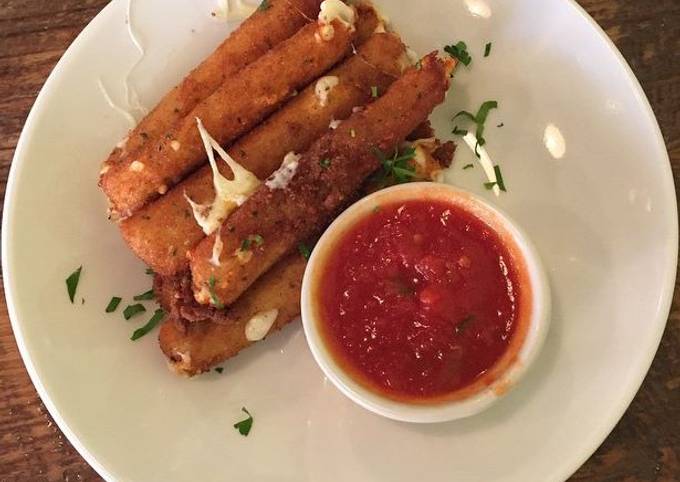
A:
[301,182,550,423]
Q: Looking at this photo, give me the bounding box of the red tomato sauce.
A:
[317,199,522,401]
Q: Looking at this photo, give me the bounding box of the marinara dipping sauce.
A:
[313,197,531,403]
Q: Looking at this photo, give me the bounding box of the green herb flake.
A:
[372,146,417,185]
[105,297,122,313]
[372,205,381,213]
[130,309,165,341]
[65,266,82,303]
[252,234,264,246]
[257,0,271,11]
[214,367,224,374]
[319,158,331,169]
[493,165,507,192]
[208,275,225,310]
[123,303,146,320]
[484,181,497,190]
[145,268,155,275]
[370,85,379,98]
[497,122,504,128]
[452,126,468,136]
[298,242,312,261]
[456,315,475,334]
[484,42,492,57]
[233,407,253,436]
[463,163,474,170]
[133,289,154,301]
[240,238,251,251]
[443,41,472,66]
[452,100,498,154]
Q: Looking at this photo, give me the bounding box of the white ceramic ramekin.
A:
[301,182,550,423]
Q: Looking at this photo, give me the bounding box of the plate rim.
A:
[1,1,677,481]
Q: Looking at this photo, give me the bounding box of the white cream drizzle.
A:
[315,76,339,107]
[184,118,260,235]
[97,78,136,128]
[265,152,301,190]
[124,0,147,116]
[214,0,257,21]
[245,309,279,341]
[462,132,500,196]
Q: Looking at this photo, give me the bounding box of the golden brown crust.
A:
[189,53,452,306]
[119,33,407,276]
[101,19,356,217]
[104,0,322,168]
[158,253,306,376]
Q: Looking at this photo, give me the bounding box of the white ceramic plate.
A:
[3,0,676,481]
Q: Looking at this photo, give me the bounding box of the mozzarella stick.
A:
[190,53,454,306]
[103,0,322,169]
[120,33,407,276]
[101,15,357,218]
[158,253,306,376]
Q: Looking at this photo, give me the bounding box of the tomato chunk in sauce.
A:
[318,199,521,401]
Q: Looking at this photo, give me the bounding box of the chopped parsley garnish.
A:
[214,367,224,374]
[493,165,507,191]
[443,41,472,66]
[123,303,146,320]
[105,297,122,313]
[372,205,381,213]
[372,146,417,185]
[257,0,271,11]
[233,407,253,436]
[298,242,312,261]
[456,315,475,334]
[145,268,154,275]
[65,266,82,303]
[319,158,331,169]
[484,42,492,57]
[463,163,474,170]
[453,100,498,156]
[241,234,264,251]
[130,309,165,341]
[484,166,507,191]
[370,85,379,98]
[133,289,154,301]
[497,122,504,128]
[452,126,468,136]
[208,275,224,310]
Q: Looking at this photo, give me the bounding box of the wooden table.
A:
[0,1,678,480]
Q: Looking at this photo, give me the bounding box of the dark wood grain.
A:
[0,1,678,480]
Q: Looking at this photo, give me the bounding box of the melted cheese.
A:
[462,132,500,197]
[184,118,260,235]
[245,309,279,341]
[265,152,301,190]
[210,226,224,266]
[317,0,356,40]
[315,76,339,107]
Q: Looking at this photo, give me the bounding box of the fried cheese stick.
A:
[103,0,322,170]
[100,17,358,218]
[190,53,453,306]
[158,253,306,376]
[120,33,407,276]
